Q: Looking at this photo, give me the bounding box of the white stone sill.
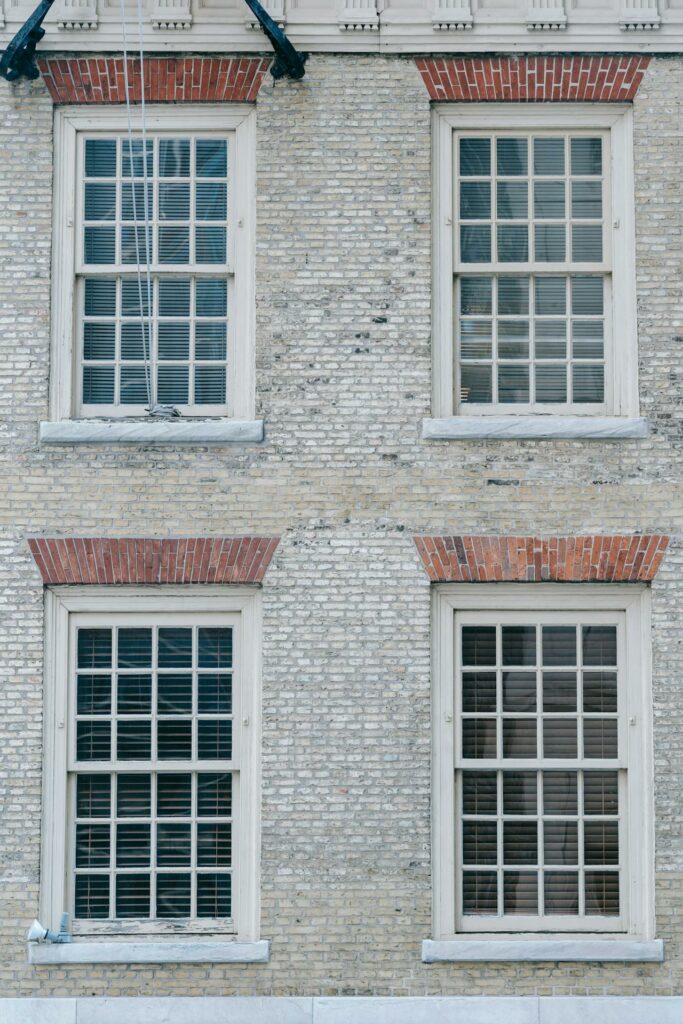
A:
[39,419,264,445]
[422,938,664,963]
[28,939,270,965]
[423,416,649,441]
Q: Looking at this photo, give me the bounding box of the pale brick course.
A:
[0,53,681,997]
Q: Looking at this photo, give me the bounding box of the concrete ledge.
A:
[28,939,270,965]
[422,416,649,441]
[4,997,683,1024]
[39,419,264,445]
[422,938,665,963]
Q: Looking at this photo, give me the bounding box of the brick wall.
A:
[0,54,681,998]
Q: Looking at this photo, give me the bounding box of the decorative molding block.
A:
[56,0,97,31]
[527,0,566,31]
[413,535,670,584]
[245,0,285,29]
[620,0,660,31]
[433,0,473,31]
[37,57,271,104]
[150,0,192,30]
[415,56,651,102]
[28,537,280,586]
[338,0,378,31]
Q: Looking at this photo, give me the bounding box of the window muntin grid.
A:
[455,614,626,932]
[70,620,234,924]
[454,131,611,414]
[77,134,232,416]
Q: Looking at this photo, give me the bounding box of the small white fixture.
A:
[27,913,72,944]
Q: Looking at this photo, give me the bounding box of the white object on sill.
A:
[422,416,649,441]
[245,0,285,29]
[28,939,270,965]
[432,0,473,31]
[56,0,98,30]
[619,0,660,31]
[422,938,664,963]
[39,420,264,445]
[338,0,379,31]
[527,0,567,31]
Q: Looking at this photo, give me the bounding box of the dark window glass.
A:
[116,824,151,867]
[158,674,193,714]
[503,872,537,915]
[156,873,191,918]
[117,721,151,760]
[157,773,192,816]
[582,626,617,667]
[76,824,110,867]
[198,628,233,668]
[75,874,110,919]
[462,673,496,713]
[545,872,579,915]
[77,675,111,715]
[198,674,232,714]
[157,720,192,760]
[77,774,111,818]
[543,772,577,815]
[463,720,497,759]
[197,773,231,817]
[462,772,497,816]
[197,873,231,918]
[462,626,496,666]
[198,720,232,760]
[157,824,192,866]
[78,629,112,669]
[197,823,232,867]
[158,628,193,668]
[117,674,152,714]
[117,628,152,667]
[77,721,111,761]
[117,774,151,817]
[116,874,150,918]
[504,821,538,865]
[502,626,536,666]
[462,871,497,915]
[463,822,497,865]
[503,771,537,815]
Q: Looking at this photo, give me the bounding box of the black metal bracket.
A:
[0,0,56,82]
[242,0,307,80]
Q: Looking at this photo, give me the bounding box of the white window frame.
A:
[431,105,638,421]
[431,584,655,943]
[49,106,256,423]
[41,585,262,942]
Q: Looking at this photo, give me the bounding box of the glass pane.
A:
[197,874,231,918]
[463,720,497,759]
[461,226,491,263]
[117,674,152,714]
[462,626,497,666]
[77,721,111,761]
[158,226,190,264]
[197,279,227,317]
[198,773,232,817]
[498,321,529,360]
[198,720,232,760]
[536,366,567,404]
[159,183,190,221]
[534,138,565,176]
[121,323,149,361]
[498,277,529,315]
[573,364,604,404]
[158,674,193,714]
[534,181,565,219]
[462,871,497,914]
[198,628,232,668]
[197,182,228,221]
[76,824,110,867]
[583,627,617,666]
[75,875,109,918]
[196,140,227,177]
[583,672,617,713]
[544,872,579,914]
[158,366,189,405]
[572,276,603,315]
[462,673,496,713]
[197,824,232,867]
[497,181,528,220]
[118,628,152,667]
[503,720,536,758]
[463,821,497,864]
[504,822,537,865]
[115,873,150,917]
[572,321,604,360]
[572,225,602,263]
[157,720,192,760]
[121,183,152,222]
[571,138,602,177]
[535,225,566,262]
[462,772,497,815]
[77,675,111,715]
[503,626,536,666]
[117,721,151,760]
[503,672,536,713]
[497,138,528,176]
[583,720,618,759]
[584,821,619,865]
[85,278,117,316]
[460,365,492,404]
[542,673,577,713]
[535,277,566,316]
[85,139,116,178]
[77,774,111,817]
[120,367,148,404]
[584,771,619,815]
[157,824,191,866]
[536,321,567,359]
[157,774,192,816]
[498,364,529,402]
[122,279,150,316]
[543,720,577,758]
[503,771,537,815]
[504,872,538,914]
[158,628,193,668]
[498,225,529,263]
[572,181,602,219]
[460,138,491,177]
[156,874,191,918]
[159,139,190,177]
[585,872,619,916]
[460,321,492,360]
[83,366,115,404]
[116,823,150,866]
[544,821,578,865]
[121,139,153,178]
[158,278,190,316]
[83,323,115,361]
[198,674,231,714]
[195,367,226,405]
[85,183,116,221]
[460,181,491,220]
[543,772,577,815]
[158,323,190,361]
[121,225,150,264]
[84,227,115,264]
[461,277,492,315]
[117,774,151,817]
[196,227,227,264]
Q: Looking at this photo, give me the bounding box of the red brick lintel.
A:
[416,56,651,103]
[414,535,670,583]
[37,57,271,105]
[28,537,279,585]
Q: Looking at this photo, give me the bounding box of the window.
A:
[50,108,255,422]
[41,588,261,940]
[432,585,654,940]
[432,107,638,421]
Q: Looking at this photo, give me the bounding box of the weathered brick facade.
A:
[0,46,681,1010]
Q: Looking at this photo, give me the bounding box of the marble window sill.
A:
[39,420,264,446]
[28,939,270,965]
[422,416,649,441]
[422,938,664,963]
